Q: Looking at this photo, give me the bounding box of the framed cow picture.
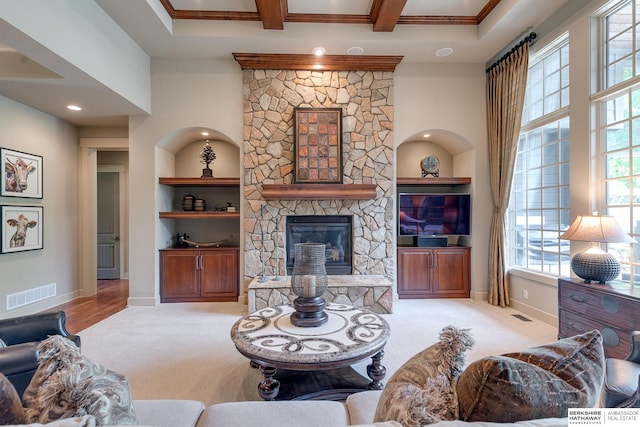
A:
[1,147,43,198]
[1,205,44,253]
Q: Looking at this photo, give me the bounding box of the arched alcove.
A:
[397,129,474,178]
[155,126,243,303]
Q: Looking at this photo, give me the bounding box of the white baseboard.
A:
[127,296,159,306]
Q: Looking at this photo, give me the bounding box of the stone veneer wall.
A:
[242,69,395,280]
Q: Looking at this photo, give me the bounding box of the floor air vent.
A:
[512,314,532,322]
[6,283,56,310]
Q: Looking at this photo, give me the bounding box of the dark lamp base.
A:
[290,297,328,327]
[571,251,620,284]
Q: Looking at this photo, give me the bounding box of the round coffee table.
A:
[230,303,390,400]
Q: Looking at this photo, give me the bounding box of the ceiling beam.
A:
[370,0,408,32]
[255,0,287,30]
[233,53,403,72]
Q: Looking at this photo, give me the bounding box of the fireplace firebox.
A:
[286,215,352,275]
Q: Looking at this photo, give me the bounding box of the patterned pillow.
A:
[22,335,137,426]
[457,330,604,423]
[0,372,26,425]
[373,325,475,426]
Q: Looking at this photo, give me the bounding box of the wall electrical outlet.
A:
[523,289,529,299]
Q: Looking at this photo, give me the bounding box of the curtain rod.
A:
[485,32,536,73]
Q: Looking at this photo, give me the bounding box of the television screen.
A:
[398,193,471,236]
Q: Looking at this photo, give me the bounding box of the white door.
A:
[97,172,120,279]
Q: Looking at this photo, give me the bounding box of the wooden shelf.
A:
[396,177,471,186]
[159,211,240,219]
[159,177,240,187]
[261,184,377,200]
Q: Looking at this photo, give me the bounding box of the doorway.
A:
[96,155,128,282]
[97,171,120,279]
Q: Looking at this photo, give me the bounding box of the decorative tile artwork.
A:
[294,108,342,183]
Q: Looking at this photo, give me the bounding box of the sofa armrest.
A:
[0,341,38,375]
[345,390,382,425]
[0,311,80,347]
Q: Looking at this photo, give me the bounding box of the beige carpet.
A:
[79,299,557,406]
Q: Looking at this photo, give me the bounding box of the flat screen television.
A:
[398,193,471,236]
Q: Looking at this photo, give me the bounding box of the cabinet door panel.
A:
[200,250,239,298]
[161,250,200,300]
[397,248,432,298]
[433,248,470,297]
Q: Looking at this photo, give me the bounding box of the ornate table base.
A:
[255,350,386,401]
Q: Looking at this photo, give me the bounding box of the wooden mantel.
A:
[261,184,377,200]
[233,53,403,72]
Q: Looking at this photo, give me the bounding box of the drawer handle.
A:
[567,321,585,333]
[569,294,587,304]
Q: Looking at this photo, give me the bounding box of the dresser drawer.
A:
[558,281,640,331]
[559,309,631,359]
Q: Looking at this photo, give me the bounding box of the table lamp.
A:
[559,215,636,284]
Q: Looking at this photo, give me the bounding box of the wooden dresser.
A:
[558,277,640,358]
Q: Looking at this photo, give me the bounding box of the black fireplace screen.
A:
[286,215,352,275]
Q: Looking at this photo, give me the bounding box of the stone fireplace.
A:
[286,215,352,275]
[242,69,395,282]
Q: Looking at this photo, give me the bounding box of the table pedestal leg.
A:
[258,366,280,400]
[366,350,386,390]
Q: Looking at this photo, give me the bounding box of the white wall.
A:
[0,95,80,318]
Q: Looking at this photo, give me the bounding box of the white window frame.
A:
[507,35,571,277]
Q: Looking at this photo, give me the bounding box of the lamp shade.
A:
[560,215,635,284]
[559,215,635,243]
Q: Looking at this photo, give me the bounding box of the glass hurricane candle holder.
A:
[290,243,328,327]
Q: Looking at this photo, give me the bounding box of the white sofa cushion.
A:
[133,400,204,427]
[195,400,348,427]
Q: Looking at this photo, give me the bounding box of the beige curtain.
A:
[486,43,530,307]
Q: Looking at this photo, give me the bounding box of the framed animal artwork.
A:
[1,147,43,199]
[293,107,343,184]
[1,205,43,253]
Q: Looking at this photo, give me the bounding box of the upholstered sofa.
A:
[19,392,565,427]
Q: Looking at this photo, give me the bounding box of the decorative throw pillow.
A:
[457,330,604,423]
[0,372,26,425]
[373,325,475,426]
[22,335,137,426]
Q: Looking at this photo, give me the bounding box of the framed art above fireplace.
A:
[293,107,343,184]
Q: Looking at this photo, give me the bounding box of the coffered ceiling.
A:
[0,0,584,127]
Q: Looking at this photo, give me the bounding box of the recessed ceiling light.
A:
[67,105,82,111]
[347,46,364,55]
[201,131,209,136]
[313,47,326,56]
[423,133,431,138]
[435,47,454,57]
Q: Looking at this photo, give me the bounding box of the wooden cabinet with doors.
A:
[397,246,470,298]
[160,247,239,302]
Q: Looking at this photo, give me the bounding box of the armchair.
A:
[603,331,640,408]
[0,311,80,396]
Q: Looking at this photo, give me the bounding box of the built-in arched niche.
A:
[397,129,474,178]
[156,127,242,248]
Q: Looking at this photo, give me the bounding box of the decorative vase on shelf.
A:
[289,243,329,327]
[182,195,195,211]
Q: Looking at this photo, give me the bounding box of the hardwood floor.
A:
[47,279,129,334]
